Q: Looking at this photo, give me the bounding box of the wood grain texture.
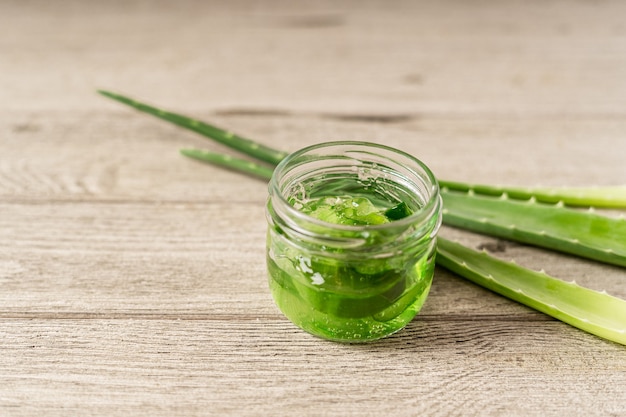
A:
[2,113,625,202]
[1,319,625,417]
[1,0,625,416]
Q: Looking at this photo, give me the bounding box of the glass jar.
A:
[266,141,442,342]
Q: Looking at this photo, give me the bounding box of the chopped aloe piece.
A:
[436,238,626,345]
[300,196,390,226]
[384,201,413,220]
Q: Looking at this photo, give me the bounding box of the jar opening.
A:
[269,141,441,236]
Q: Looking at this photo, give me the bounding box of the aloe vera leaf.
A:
[97,90,626,209]
[436,238,626,345]
[440,180,626,209]
[177,146,626,269]
[180,149,274,180]
[98,90,289,165]
[441,190,626,268]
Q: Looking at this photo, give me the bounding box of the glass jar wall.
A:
[266,142,442,342]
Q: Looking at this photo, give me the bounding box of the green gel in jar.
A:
[266,141,442,342]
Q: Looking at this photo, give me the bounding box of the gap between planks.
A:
[0,312,551,322]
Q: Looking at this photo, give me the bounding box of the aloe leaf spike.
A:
[441,190,626,268]
[98,90,289,165]
[436,238,626,346]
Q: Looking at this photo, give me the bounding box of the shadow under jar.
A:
[266,141,442,342]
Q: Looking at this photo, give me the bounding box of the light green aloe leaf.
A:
[97,90,626,208]
[98,90,289,165]
[440,180,626,209]
[436,238,626,345]
[441,190,626,268]
[180,149,274,180]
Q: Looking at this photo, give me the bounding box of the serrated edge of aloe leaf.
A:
[98,90,289,165]
[180,148,274,180]
[99,90,623,210]
[441,191,626,268]
[440,180,626,208]
[436,238,626,345]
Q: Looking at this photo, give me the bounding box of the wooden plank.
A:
[1,319,625,416]
[2,113,624,204]
[1,201,624,317]
[1,0,626,115]
[1,0,626,415]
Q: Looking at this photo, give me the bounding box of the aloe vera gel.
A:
[266,142,442,342]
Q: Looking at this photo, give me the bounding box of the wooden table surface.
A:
[2,1,625,415]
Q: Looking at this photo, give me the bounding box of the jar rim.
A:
[269,141,441,232]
